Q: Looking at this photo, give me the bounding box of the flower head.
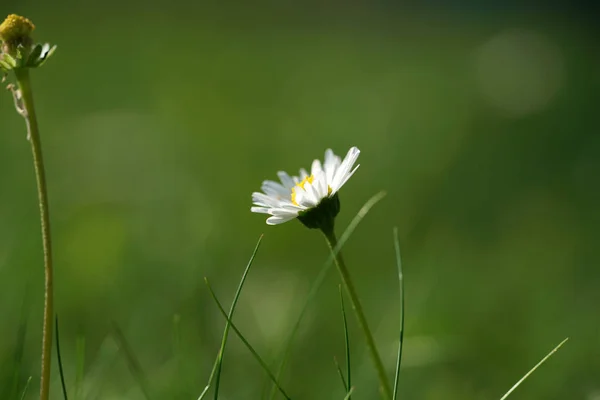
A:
[0,14,56,74]
[251,146,360,229]
[0,14,35,47]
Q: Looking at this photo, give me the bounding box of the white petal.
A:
[252,192,281,207]
[269,204,303,215]
[276,198,297,208]
[266,214,297,225]
[294,186,318,208]
[299,168,309,179]
[313,171,329,199]
[261,180,289,197]
[41,43,50,57]
[331,147,360,192]
[324,148,341,186]
[274,203,304,212]
[305,181,322,204]
[293,186,308,205]
[270,212,301,220]
[334,164,360,193]
[324,149,336,165]
[251,206,272,214]
[311,159,323,176]
[277,171,295,189]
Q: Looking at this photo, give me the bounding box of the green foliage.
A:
[205,278,291,400]
[198,235,263,399]
[338,285,351,398]
[0,4,595,399]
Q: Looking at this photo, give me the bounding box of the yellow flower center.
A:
[290,175,333,206]
[0,14,35,44]
[291,175,314,206]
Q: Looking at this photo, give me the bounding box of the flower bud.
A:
[0,14,35,56]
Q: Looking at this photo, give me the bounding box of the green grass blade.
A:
[333,356,348,392]
[75,335,85,400]
[342,386,355,400]
[392,227,404,400]
[196,385,210,400]
[499,337,569,400]
[197,235,264,400]
[19,376,32,400]
[55,316,69,400]
[205,278,291,400]
[269,191,387,399]
[212,235,263,400]
[111,322,153,400]
[339,285,351,398]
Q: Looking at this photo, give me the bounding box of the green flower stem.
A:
[14,67,54,400]
[321,226,392,400]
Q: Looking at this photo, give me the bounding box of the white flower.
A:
[251,147,360,226]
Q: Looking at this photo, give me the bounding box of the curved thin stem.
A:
[392,227,404,400]
[14,67,54,400]
[268,191,387,400]
[55,316,69,400]
[321,226,392,399]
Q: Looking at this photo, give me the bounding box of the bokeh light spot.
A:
[475,29,564,117]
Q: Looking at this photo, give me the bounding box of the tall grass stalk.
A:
[333,356,348,392]
[55,316,69,400]
[499,338,569,400]
[19,377,32,400]
[321,226,393,399]
[14,67,55,400]
[205,278,291,400]
[392,227,404,400]
[197,235,263,400]
[269,191,388,400]
[338,285,351,398]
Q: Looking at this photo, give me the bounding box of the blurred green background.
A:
[1,2,599,399]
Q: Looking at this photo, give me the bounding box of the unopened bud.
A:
[0,14,35,54]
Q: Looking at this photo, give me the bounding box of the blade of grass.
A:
[212,235,263,400]
[343,386,355,400]
[392,227,404,400]
[111,322,152,400]
[13,66,56,400]
[269,191,387,399]
[321,226,392,398]
[339,285,351,398]
[205,278,291,400]
[55,316,69,400]
[19,377,32,400]
[333,356,348,393]
[499,337,569,400]
[75,335,85,400]
[197,235,264,400]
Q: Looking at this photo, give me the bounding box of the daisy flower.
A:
[250,145,394,397]
[251,146,360,229]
